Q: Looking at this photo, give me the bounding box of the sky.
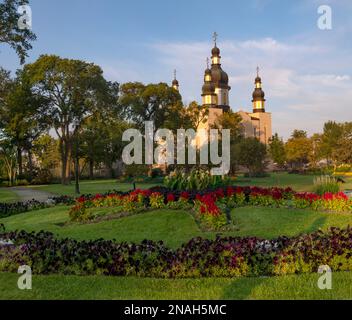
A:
[1,0,352,139]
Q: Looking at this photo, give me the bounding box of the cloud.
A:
[149,37,352,139]
[100,36,351,140]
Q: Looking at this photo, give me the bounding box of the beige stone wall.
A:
[238,110,272,145]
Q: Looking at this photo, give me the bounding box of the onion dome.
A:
[211,66,229,89]
[211,45,220,56]
[202,68,215,94]
[171,69,179,91]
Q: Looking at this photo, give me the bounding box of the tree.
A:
[212,110,243,174]
[120,82,182,131]
[32,134,60,170]
[237,137,267,175]
[80,114,131,179]
[268,133,286,167]
[285,130,312,169]
[0,137,17,185]
[320,121,344,164]
[333,122,352,165]
[23,55,119,184]
[0,70,49,178]
[0,0,36,64]
[309,133,323,167]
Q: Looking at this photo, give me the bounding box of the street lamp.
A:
[73,119,80,195]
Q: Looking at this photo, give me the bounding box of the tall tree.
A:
[236,137,267,175]
[285,130,312,169]
[0,0,36,64]
[333,122,352,165]
[320,121,344,164]
[120,82,182,131]
[212,110,243,174]
[268,133,286,167]
[0,137,17,185]
[23,55,119,184]
[0,70,48,177]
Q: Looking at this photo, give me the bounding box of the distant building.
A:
[172,34,272,144]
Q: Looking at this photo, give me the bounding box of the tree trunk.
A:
[89,159,94,179]
[17,147,23,176]
[27,149,33,180]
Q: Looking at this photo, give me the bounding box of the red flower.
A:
[180,192,189,200]
[226,186,235,197]
[167,193,176,202]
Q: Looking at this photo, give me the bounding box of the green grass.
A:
[16,174,352,197]
[0,188,19,203]
[26,179,159,196]
[1,272,351,300]
[237,173,352,192]
[1,205,351,248]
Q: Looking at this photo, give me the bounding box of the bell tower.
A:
[252,67,266,113]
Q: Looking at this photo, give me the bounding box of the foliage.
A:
[268,133,286,167]
[0,0,36,64]
[2,227,352,278]
[119,82,182,131]
[285,130,312,169]
[22,55,119,184]
[0,138,17,186]
[313,175,340,196]
[164,168,230,191]
[124,164,150,178]
[237,137,267,174]
[211,110,243,174]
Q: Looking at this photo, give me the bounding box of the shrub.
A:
[164,168,230,191]
[314,175,340,196]
[124,164,150,178]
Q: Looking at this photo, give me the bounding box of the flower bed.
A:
[68,186,352,230]
[1,227,352,278]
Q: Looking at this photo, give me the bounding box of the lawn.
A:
[26,179,159,196]
[0,188,19,203]
[235,173,352,192]
[1,271,351,300]
[1,205,352,248]
[18,173,352,198]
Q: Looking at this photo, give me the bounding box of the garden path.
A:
[10,187,55,202]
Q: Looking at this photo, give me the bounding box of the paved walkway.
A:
[10,187,55,202]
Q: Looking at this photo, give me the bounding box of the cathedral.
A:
[171,35,272,145]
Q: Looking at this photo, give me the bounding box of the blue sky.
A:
[1,0,352,139]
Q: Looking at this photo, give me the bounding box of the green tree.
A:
[0,70,48,177]
[268,133,286,167]
[320,121,344,164]
[23,55,119,184]
[285,130,312,169]
[212,110,243,174]
[0,0,36,64]
[0,137,17,185]
[32,134,60,170]
[120,82,182,131]
[80,114,131,178]
[237,137,267,175]
[333,122,352,165]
